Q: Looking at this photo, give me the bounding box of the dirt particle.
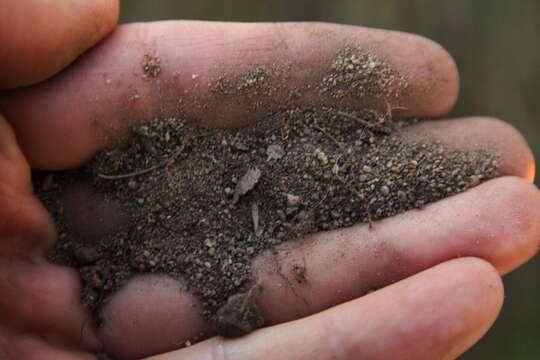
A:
[215,291,264,337]
[266,144,285,161]
[469,175,480,186]
[318,47,407,100]
[292,264,308,284]
[397,190,408,202]
[314,148,329,165]
[142,54,161,78]
[286,193,301,207]
[73,247,100,265]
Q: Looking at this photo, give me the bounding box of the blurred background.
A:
[119,1,539,359]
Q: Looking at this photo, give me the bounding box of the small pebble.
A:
[286,193,300,207]
[73,247,100,265]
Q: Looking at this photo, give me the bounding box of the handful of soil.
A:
[35,105,499,338]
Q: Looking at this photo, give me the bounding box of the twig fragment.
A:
[98,143,187,180]
[337,111,392,135]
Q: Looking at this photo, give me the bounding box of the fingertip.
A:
[99,275,210,359]
[401,116,535,181]
[432,257,504,358]
[338,257,504,360]
[477,177,540,274]
[381,31,460,117]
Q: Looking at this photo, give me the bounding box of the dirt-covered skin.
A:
[2,18,539,360]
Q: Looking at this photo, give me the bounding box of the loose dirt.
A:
[33,47,499,343]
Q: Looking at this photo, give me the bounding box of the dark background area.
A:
[119,1,539,358]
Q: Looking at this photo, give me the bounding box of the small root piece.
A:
[337,111,392,135]
[98,143,187,180]
[312,124,346,152]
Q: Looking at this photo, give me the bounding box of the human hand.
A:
[1,2,539,360]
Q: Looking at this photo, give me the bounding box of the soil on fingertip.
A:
[33,47,500,344]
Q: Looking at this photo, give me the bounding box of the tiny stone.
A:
[397,190,408,202]
[73,247,100,265]
[127,180,137,189]
[233,141,249,151]
[216,292,265,337]
[286,193,300,207]
[380,185,390,196]
[266,144,285,161]
[469,175,480,186]
[316,149,329,165]
[362,165,373,173]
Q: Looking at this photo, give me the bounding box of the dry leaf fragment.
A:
[233,168,261,204]
[251,202,263,236]
[266,144,285,161]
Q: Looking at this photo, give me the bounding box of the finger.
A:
[0,113,55,257]
[0,327,95,360]
[253,176,539,325]
[0,21,458,169]
[400,116,535,182]
[150,258,503,360]
[0,0,119,89]
[0,261,100,353]
[98,275,211,359]
[0,115,94,354]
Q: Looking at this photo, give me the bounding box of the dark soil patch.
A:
[35,106,499,335]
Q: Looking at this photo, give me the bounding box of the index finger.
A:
[0,21,459,169]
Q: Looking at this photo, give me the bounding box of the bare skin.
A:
[0,1,539,359]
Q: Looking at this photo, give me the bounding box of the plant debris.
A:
[233,167,262,204]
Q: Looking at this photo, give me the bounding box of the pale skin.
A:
[1,1,539,360]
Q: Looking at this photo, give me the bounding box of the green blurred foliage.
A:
[120,1,539,359]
